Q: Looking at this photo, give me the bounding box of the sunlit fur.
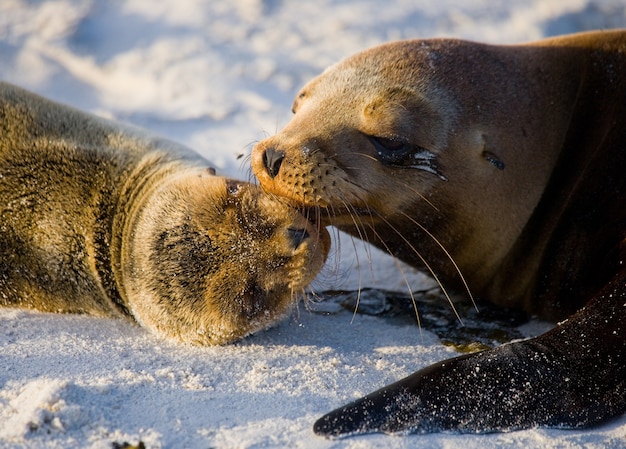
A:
[251,30,626,437]
[252,30,626,321]
[0,82,330,345]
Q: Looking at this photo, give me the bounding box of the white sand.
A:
[0,1,625,447]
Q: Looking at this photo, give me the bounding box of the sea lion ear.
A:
[362,97,383,118]
[292,89,308,114]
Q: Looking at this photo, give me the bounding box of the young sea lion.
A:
[251,30,626,436]
[0,82,330,346]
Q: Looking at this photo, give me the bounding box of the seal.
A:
[251,30,626,436]
[0,82,330,346]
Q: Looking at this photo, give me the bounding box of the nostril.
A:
[262,148,285,179]
[287,228,310,249]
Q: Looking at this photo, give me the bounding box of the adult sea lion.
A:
[251,30,626,436]
[0,82,329,346]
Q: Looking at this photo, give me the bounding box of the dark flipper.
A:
[314,270,626,438]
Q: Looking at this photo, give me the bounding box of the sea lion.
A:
[251,30,626,436]
[0,82,330,346]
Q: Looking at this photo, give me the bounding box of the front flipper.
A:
[314,272,626,438]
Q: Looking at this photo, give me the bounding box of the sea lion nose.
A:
[287,227,310,249]
[262,147,285,179]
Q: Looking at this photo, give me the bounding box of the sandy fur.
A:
[0,82,329,345]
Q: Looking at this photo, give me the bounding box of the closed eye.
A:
[366,134,446,180]
[369,136,414,164]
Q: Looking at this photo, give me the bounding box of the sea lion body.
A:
[252,31,626,436]
[0,82,329,346]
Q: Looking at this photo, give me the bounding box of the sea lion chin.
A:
[251,30,626,436]
[0,82,330,346]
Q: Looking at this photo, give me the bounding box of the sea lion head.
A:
[251,39,566,291]
[122,170,330,345]
[253,40,456,217]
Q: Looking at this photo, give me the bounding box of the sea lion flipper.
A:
[315,269,626,438]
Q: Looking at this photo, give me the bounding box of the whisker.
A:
[239,140,258,182]
[371,211,464,325]
[352,152,378,163]
[394,179,440,213]
[343,200,375,265]
[339,199,373,323]
[397,209,476,312]
[351,152,439,212]
[361,222,424,334]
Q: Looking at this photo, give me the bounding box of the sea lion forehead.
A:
[338,40,443,80]
[294,40,450,120]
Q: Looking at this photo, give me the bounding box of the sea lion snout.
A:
[253,136,303,189]
[261,147,285,179]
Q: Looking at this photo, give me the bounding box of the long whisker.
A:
[343,200,375,265]
[394,179,440,213]
[359,217,424,334]
[370,211,464,325]
[397,210,476,312]
[331,191,424,329]
[339,198,375,323]
[351,152,439,212]
[240,140,259,183]
[316,179,458,324]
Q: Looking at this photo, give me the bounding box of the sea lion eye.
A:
[368,135,445,179]
[226,180,243,196]
[370,136,412,161]
[369,135,424,166]
[287,227,310,250]
[292,90,308,114]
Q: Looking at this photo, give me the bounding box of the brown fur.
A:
[252,30,626,437]
[0,82,330,345]
[252,30,626,320]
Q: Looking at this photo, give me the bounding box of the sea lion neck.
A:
[110,153,200,310]
[481,36,626,317]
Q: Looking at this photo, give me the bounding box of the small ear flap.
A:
[483,151,506,170]
[363,97,383,118]
[292,89,307,114]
